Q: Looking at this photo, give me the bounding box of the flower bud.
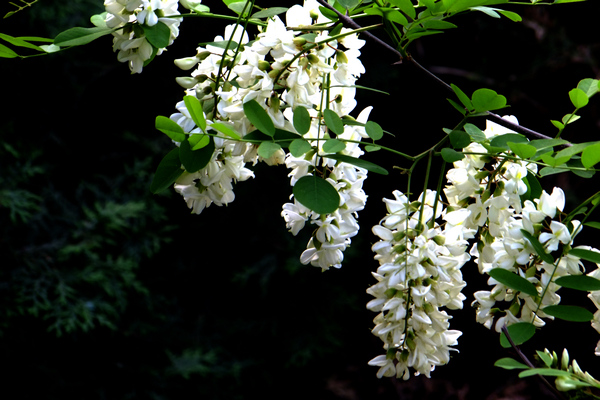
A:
[175,77,197,89]
[432,235,445,246]
[174,56,200,70]
[561,348,570,371]
[270,93,281,113]
[307,53,320,64]
[293,37,307,48]
[268,69,281,80]
[197,51,211,60]
[258,60,271,71]
[336,51,348,64]
[309,9,319,20]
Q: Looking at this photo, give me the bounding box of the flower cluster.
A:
[367,189,470,379]
[168,0,370,269]
[104,0,183,73]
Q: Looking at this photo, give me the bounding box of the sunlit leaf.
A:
[293,106,311,135]
[471,88,507,113]
[508,142,536,158]
[388,0,416,19]
[569,88,589,109]
[441,148,465,163]
[141,21,171,48]
[183,95,207,131]
[322,154,388,175]
[451,84,473,110]
[518,368,572,378]
[179,135,215,173]
[449,130,471,149]
[463,123,486,142]
[577,78,599,98]
[251,7,288,19]
[520,229,554,264]
[568,248,600,264]
[581,142,600,169]
[494,358,529,370]
[365,121,384,141]
[54,26,114,47]
[257,141,282,159]
[155,116,186,142]
[322,139,346,153]
[209,122,241,140]
[324,109,344,135]
[289,139,312,157]
[490,133,527,150]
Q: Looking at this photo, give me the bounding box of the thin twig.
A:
[501,325,567,400]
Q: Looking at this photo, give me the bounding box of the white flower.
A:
[539,220,572,252]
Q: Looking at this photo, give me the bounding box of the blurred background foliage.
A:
[1,1,599,399]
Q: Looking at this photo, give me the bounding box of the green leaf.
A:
[520,229,554,264]
[538,166,568,177]
[244,99,275,137]
[451,84,473,110]
[498,9,522,21]
[293,175,340,215]
[568,248,600,264]
[257,142,282,159]
[562,113,580,125]
[150,148,183,194]
[188,134,210,150]
[555,275,600,291]
[323,139,346,153]
[293,106,311,135]
[54,26,114,47]
[521,172,542,202]
[227,0,251,16]
[556,142,592,160]
[90,12,108,28]
[384,9,408,26]
[490,133,527,150]
[447,98,466,115]
[0,33,43,51]
[508,142,536,158]
[494,357,529,370]
[440,148,465,163]
[155,116,186,142]
[183,95,207,131]
[337,0,360,10]
[543,305,593,322]
[569,88,589,109]
[365,121,384,141]
[463,123,486,142]
[141,21,171,49]
[581,142,600,169]
[551,120,565,131]
[449,130,471,149]
[179,136,215,173]
[319,6,339,20]
[577,78,599,98]
[388,0,416,19]
[471,88,507,113]
[518,368,573,379]
[471,6,501,18]
[537,350,553,367]
[324,109,344,135]
[209,122,241,140]
[251,7,288,19]
[489,268,538,297]
[0,43,18,58]
[422,20,457,29]
[322,154,388,175]
[289,139,312,157]
[499,322,536,348]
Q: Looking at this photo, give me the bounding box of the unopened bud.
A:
[196,74,209,83]
[258,60,271,71]
[336,51,348,64]
[309,9,319,20]
[432,235,445,246]
[268,69,281,80]
[307,53,320,64]
[175,77,197,89]
[197,50,211,60]
[270,94,280,112]
[293,37,307,48]
[174,56,200,70]
[561,348,570,371]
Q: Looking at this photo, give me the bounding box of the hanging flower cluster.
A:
[367,189,470,379]
[367,116,600,379]
[167,0,370,270]
[104,0,183,73]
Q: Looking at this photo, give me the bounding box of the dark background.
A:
[1,1,599,399]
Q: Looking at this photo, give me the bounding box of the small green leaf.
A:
[521,172,542,202]
[0,33,43,51]
[141,21,171,48]
[293,106,311,135]
[54,26,114,47]
[451,84,473,111]
[365,121,384,141]
[463,123,486,142]
[471,88,507,112]
[494,357,529,370]
[499,322,536,348]
[536,350,553,367]
[0,43,19,58]
[581,142,600,169]
[324,109,344,135]
[569,88,589,109]
[568,248,600,264]
[440,148,465,163]
[155,116,186,142]
[384,9,408,26]
[562,113,580,125]
[555,275,600,291]
[388,0,416,19]
[490,134,527,150]
[244,99,275,137]
[183,95,207,132]
[577,78,599,98]
[449,130,471,149]
[189,134,210,150]
[543,305,593,322]
[322,139,346,153]
[179,136,215,173]
[551,120,565,130]
[251,7,288,19]
[508,142,536,158]
[521,229,554,264]
[209,122,241,140]
[293,175,340,215]
[518,368,572,379]
[498,10,522,22]
[337,0,360,10]
[489,268,538,297]
[90,12,108,28]
[322,154,388,175]
[289,139,312,157]
[257,142,282,159]
[471,6,501,18]
[447,98,466,115]
[150,148,183,194]
[585,221,600,230]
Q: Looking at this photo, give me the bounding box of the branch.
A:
[315,0,558,144]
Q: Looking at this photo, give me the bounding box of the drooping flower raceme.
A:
[104,0,182,73]
[367,190,470,379]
